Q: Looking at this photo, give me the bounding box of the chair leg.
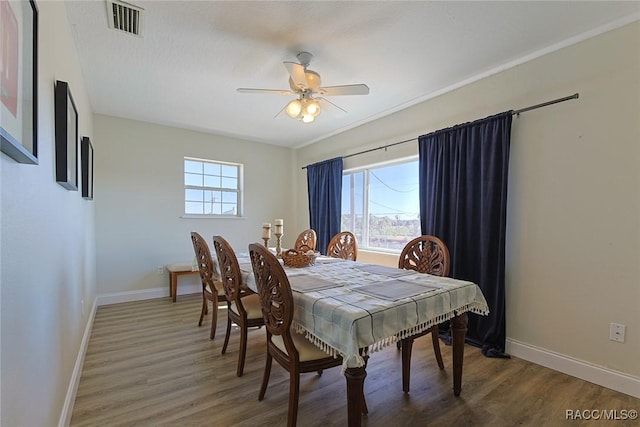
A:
[237,321,248,377]
[431,325,445,369]
[258,352,272,401]
[222,315,232,355]
[198,297,207,326]
[209,302,217,340]
[288,368,300,427]
[401,338,414,393]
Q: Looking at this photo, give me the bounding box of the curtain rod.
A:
[301,92,579,170]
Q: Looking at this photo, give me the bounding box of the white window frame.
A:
[183,157,244,218]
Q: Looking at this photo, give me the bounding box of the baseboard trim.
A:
[97,284,200,306]
[506,338,640,399]
[58,297,97,427]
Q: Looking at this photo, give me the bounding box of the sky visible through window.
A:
[342,160,419,220]
[369,161,419,220]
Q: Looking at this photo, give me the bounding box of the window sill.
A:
[359,247,402,255]
[180,215,245,220]
[357,249,399,268]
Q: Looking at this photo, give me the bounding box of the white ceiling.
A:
[65,1,639,148]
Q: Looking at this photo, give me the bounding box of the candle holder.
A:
[275,232,283,257]
[262,223,272,249]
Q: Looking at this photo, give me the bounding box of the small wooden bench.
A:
[165,263,199,302]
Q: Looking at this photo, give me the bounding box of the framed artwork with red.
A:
[0,0,38,164]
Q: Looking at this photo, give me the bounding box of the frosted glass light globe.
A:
[286,99,302,118]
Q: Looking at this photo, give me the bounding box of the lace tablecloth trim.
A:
[396,301,490,340]
[292,301,489,374]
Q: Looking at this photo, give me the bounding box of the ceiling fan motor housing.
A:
[296,51,313,67]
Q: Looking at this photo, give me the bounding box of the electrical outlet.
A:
[610,323,626,343]
[156,266,164,275]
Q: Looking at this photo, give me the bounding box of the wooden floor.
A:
[71,294,638,426]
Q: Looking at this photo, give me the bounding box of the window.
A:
[184,158,243,216]
[341,159,420,252]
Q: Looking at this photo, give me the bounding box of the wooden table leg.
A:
[170,273,178,303]
[401,337,413,393]
[344,365,366,427]
[451,312,468,396]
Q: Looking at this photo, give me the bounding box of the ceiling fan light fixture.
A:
[237,52,369,124]
[285,99,302,118]
[304,99,321,117]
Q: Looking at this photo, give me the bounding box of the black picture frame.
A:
[55,80,78,190]
[81,136,93,200]
[0,0,38,164]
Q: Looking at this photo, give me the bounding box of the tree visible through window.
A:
[184,158,242,216]
[342,159,419,252]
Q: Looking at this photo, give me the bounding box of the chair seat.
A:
[272,331,336,362]
[213,280,224,294]
[205,280,224,295]
[230,293,263,319]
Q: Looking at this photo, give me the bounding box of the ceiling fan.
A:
[237,52,369,123]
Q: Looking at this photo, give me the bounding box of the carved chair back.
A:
[248,244,297,355]
[191,232,217,291]
[326,231,358,261]
[212,235,244,308]
[398,235,450,277]
[294,229,317,252]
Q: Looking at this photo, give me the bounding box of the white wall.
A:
[94,115,294,300]
[295,22,640,387]
[0,2,96,425]
[1,8,635,426]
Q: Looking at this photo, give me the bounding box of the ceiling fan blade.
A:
[284,62,308,89]
[317,84,370,96]
[237,88,295,95]
[317,97,347,115]
[274,103,287,119]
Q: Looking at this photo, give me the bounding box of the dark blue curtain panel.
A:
[419,111,512,357]
[307,157,343,254]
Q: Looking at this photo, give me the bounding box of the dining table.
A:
[223,250,489,427]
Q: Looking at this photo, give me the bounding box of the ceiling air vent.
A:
[106,0,143,37]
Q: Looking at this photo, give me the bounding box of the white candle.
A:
[262,223,271,239]
[274,218,283,235]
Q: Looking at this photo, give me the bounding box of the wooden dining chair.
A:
[294,229,317,252]
[326,231,358,260]
[213,235,265,377]
[249,243,359,427]
[190,232,226,340]
[398,235,451,392]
